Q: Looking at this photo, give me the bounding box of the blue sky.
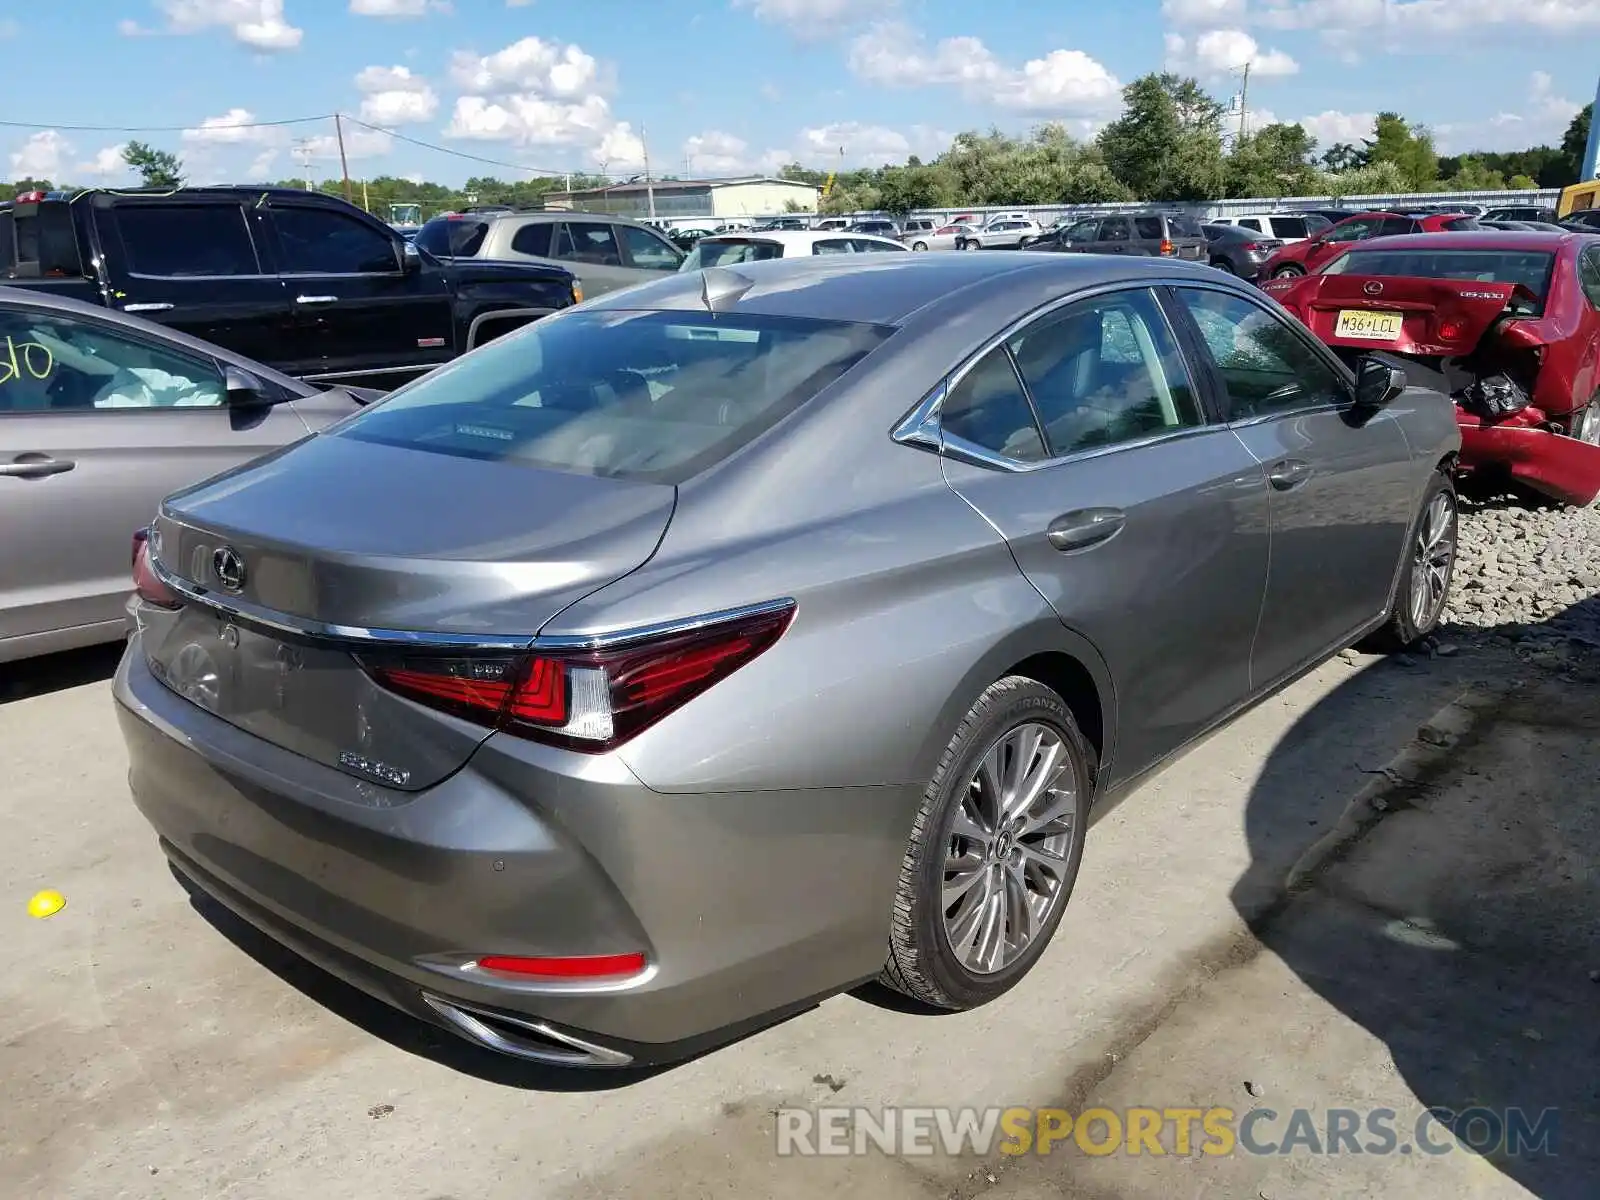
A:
[4,0,1597,187]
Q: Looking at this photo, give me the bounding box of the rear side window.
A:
[681,238,786,268]
[1237,219,1262,233]
[1442,217,1481,231]
[335,310,894,484]
[415,216,489,257]
[510,222,554,257]
[556,222,623,267]
[1134,217,1164,239]
[940,347,1046,463]
[114,204,259,277]
[1268,217,1308,239]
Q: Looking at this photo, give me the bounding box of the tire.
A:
[1210,257,1237,274]
[912,240,929,251]
[1018,236,1033,248]
[963,239,981,252]
[1270,263,1306,279]
[1568,396,1600,446]
[1364,471,1459,652]
[879,676,1094,1010]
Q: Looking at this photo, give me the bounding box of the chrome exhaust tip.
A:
[420,993,634,1068]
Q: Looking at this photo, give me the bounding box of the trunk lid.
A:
[142,433,675,790]
[1281,275,1530,357]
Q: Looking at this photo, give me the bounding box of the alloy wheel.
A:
[1408,489,1457,631]
[1571,400,1600,446]
[940,722,1078,975]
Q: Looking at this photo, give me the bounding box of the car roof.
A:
[1338,230,1581,254]
[583,250,1235,326]
[697,230,906,249]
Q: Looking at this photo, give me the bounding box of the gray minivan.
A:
[414,211,685,299]
[1048,211,1210,262]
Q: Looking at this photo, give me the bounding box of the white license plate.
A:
[1334,309,1404,340]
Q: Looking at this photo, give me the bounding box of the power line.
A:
[0,115,333,133]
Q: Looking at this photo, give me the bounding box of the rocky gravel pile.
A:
[1442,495,1600,649]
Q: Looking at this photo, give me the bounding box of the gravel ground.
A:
[1441,492,1600,649]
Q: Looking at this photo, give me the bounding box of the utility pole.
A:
[1237,60,1251,143]
[642,125,657,220]
[334,112,353,204]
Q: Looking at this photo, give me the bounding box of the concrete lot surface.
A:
[2,632,1593,1199]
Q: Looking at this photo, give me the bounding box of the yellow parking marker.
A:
[26,889,66,919]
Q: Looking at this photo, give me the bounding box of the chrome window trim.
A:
[146,554,795,652]
[890,278,1225,472]
[301,363,434,382]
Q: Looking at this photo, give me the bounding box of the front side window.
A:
[334,310,892,484]
[555,222,623,267]
[1324,219,1377,244]
[274,207,398,274]
[939,347,1046,463]
[1065,219,1099,241]
[1007,289,1201,456]
[115,204,260,277]
[849,238,906,253]
[619,225,682,270]
[0,308,224,412]
[1174,288,1345,420]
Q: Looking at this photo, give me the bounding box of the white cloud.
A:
[444,35,640,169]
[153,0,303,50]
[786,121,952,168]
[1433,71,1583,153]
[7,131,133,182]
[350,0,451,16]
[1165,28,1298,78]
[848,22,1121,114]
[683,130,750,175]
[181,107,280,145]
[1258,0,1600,44]
[81,144,131,177]
[732,0,862,34]
[1297,110,1377,146]
[304,125,394,161]
[1162,0,1248,22]
[354,64,439,124]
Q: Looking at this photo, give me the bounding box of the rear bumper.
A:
[114,638,909,1063]
[1457,411,1600,507]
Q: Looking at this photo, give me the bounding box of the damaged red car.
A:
[1260,230,1600,506]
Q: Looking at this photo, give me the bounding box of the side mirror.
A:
[401,241,422,272]
[1354,357,1405,409]
[223,364,270,407]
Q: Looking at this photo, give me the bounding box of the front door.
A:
[933,285,1271,780]
[266,200,453,386]
[0,300,305,652]
[1166,284,1417,688]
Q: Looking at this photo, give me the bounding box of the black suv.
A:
[0,187,579,390]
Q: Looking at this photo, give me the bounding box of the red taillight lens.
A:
[1160,238,1175,255]
[359,603,794,753]
[131,529,181,609]
[1437,318,1465,342]
[474,952,646,980]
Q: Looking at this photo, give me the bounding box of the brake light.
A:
[360,603,794,753]
[474,953,647,980]
[1160,238,1175,255]
[14,190,45,204]
[131,529,181,609]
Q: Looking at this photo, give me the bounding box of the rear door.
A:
[551,220,645,297]
[0,298,306,653]
[1094,217,1133,255]
[92,194,291,368]
[1166,283,1416,688]
[933,285,1270,777]
[265,198,453,386]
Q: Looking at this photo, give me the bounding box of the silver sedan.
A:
[117,252,1460,1068]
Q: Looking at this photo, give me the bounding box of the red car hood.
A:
[1265,273,1540,357]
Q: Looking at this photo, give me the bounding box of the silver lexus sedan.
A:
[115,252,1461,1068]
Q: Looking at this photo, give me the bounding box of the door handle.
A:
[1267,459,1314,491]
[294,294,339,305]
[1047,507,1126,552]
[122,302,173,313]
[0,454,76,479]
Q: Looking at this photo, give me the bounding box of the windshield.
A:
[680,238,786,270]
[1321,248,1557,313]
[414,216,488,257]
[334,309,894,484]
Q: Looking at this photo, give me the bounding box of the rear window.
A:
[681,238,786,269]
[335,309,895,484]
[1323,249,1556,313]
[1165,213,1204,237]
[414,215,489,257]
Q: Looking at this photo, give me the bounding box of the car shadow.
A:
[1231,596,1600,1198]
[0,642,124,705]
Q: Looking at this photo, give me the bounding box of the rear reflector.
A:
[359,602,794,753]
[131,529,181,609]
[474,953,647,980]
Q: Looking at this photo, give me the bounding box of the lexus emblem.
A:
[1363,281,1384,296]
[212,546,247,592]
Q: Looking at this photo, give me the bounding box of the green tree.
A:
[1097,73,1226,201]
[1363,113,1438,192]
[1319,142,1366,173]
[1315,159,1409,199]
[122,140,184,188]
[1562,103,1593,182]
[1444,155,1507,191]
[1225,123,1319,197]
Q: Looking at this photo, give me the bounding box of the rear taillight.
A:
[131,529,181,610]
[360,603,794,753]
[1437,318,1466,342]
[1159,238,1175,255]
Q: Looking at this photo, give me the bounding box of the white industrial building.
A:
[543,176,821,220]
